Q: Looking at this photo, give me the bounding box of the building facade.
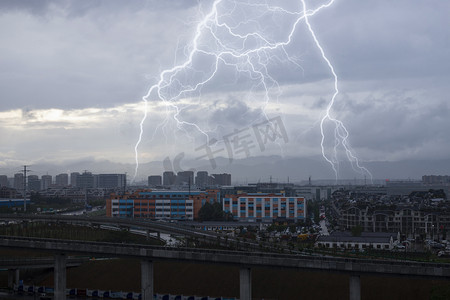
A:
[0,175,8,187]
[175,171,194,186]
[338,206,450,239]
[212,173,231,186]
[55,173,69,187]
[316,232,395,251]
[98,174,126,189]
[163,171,176,186]
[423,175,450,185]
[195,171,210,187]
[106,189,220,220]
[223,193,306,222]
[28,175,41,192]
[13,173,24,191]
[41,175,52,190]
[76,172,95,189]
[148,175,162,187]
[70,172,80,187]
[0,187,17,199]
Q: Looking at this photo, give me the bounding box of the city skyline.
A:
[2,157,450,186]
[1,1,449,181]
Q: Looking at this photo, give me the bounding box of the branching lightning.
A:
[300,0,372,181]
[133,0,372,182]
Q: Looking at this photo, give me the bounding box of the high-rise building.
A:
[148,175,162,187]
[0,175,8,187]
[13,173,24,191]
[41,175,52,190]
[93,174,99,188]
[98,174,126,189]
[55,173,69,187]
[76,171,95,189]
[70,172,80,187]
[163,171,176,186]
[212,173,231,186]
[195,171,210,187]
[28,175,41,192]
[175,171,194,186]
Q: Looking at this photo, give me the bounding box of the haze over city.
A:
[2,2,450,299]
[0,0,449,182]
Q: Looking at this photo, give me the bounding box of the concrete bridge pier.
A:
[349,274,361,300]
[240,267,252,300]
[54,253,67,300]
[141,259,154,300]
[7,269,19,289]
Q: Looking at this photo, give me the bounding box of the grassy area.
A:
[0,223,163,245]
[87,208,106,217]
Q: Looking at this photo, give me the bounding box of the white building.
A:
[223,193,306,221]
[316,232,395,251]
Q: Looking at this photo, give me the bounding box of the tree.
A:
[198,201,226,221]
[289,225,297,234]
[351,225,363,237]
[198,202,214,221]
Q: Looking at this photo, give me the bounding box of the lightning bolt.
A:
[133,0,372,183]
[301,0,373,181]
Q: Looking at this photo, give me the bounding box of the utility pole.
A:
[123,172,127,195]
[21,165,29,212]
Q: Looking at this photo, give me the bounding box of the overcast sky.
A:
[0,0,449,180]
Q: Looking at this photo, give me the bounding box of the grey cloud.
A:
[209,97,263,128]
[314,0,450,82]
[340,91,450,160]
[1,0,450,174]
[309,97,329,110]
[0,0,55,15]
[0,0,198,17]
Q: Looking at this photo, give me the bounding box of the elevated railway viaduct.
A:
[0,235,449,300]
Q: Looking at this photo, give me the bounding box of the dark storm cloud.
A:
[313,0,450,82]
[1,0,450,172]
[332,88,450,161]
